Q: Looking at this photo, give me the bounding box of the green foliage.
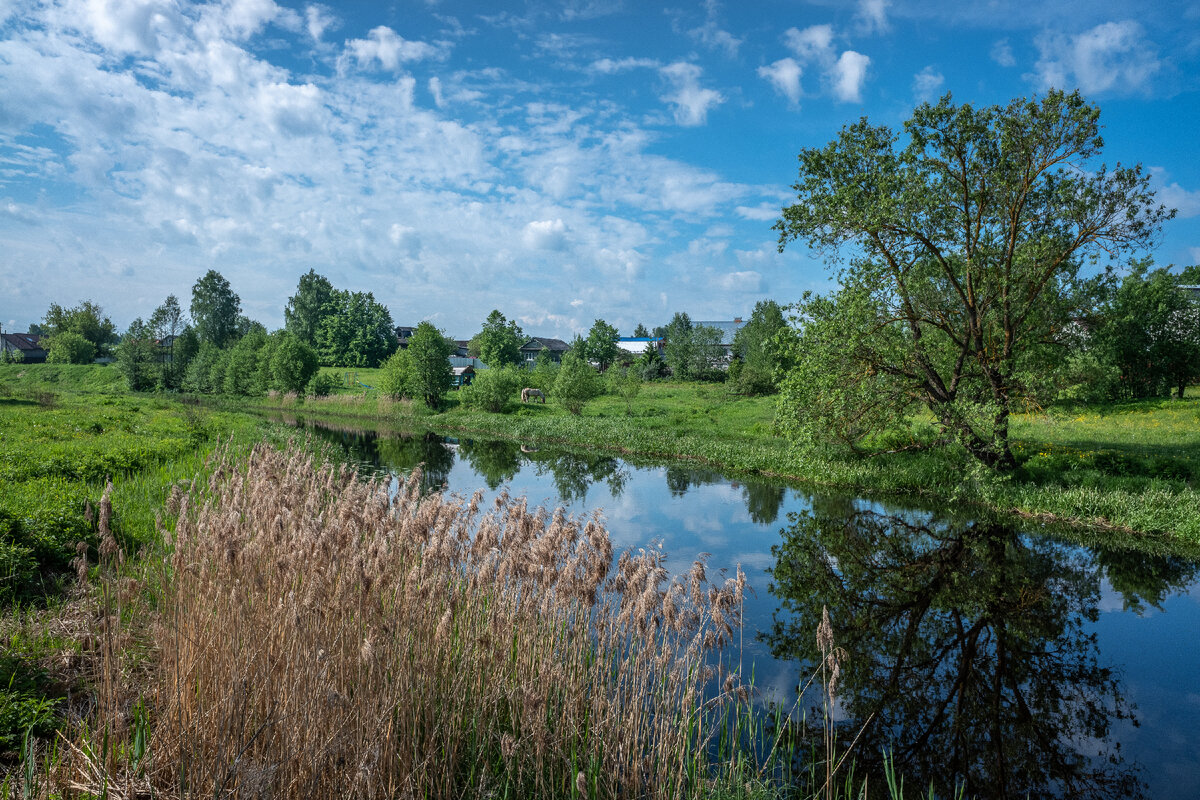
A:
[379,348,414,400]
[661,313,724,381]
[731,300,788,396]
[190,270,242,348]
[306,371,342,397]
[553,351,602,415]
[1087,262,1200,400]
[41,300,117,357]
[636,344,668,381]
[524,347,559,392]
[775,90,1173,471]
[469,310,524,368]
[776,288,914,454]
[183,342,222,394]
[116,318,159,391]
[269,332,319,394]
[607,365,642,416]
[316,290,396,368]
[582,319,620,371]
[44,332,95,365]
[632,323,650,338]
[458,366,523,413]
[407,322,454,410]
[284,269,337,347]
[222,325,269,396]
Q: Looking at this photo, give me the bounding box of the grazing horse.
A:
[521,388,546,404]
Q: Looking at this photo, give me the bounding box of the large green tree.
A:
[316,290,397,367]
[407,321,454,410]
[284,270,337,347]
[190,270,242,348]
[148,295,189,388]
[775,91,1172,470]
[731,300,788,395]
[115,318,159,391]
[660,312,723,380]
[468,310,524,367]
[582,319,620,371]
[1087,261,1200,399]
[42,300,117,357]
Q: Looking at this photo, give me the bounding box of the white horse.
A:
[521,387,546,403]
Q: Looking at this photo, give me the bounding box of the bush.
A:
[306,372,342,397]
[458,367,522,413]
[270,334,320,394]
[45,332,96,365]
[554,352,602,415]
[379,349,414,400]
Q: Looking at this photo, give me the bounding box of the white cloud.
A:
[523,218,568,250]
[991,38,1015,67]
[856,0,890,34]
[304,4,336,43]
[758,58,802,105]
[588,56,658,75]
[72,0,177,54]
[428,76,444,107]
[1031,20,1160,95]
[912,65,944,102]
[687,0,741,58]
[341,26,442,72]
[735,204,779,221]
[717,270,762,292]
[784,25,834,63]
[832,51,870,102]
[1151,169,1200,219]
[658,62,724,126]
[779,25,871,104]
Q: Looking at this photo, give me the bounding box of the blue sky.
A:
[1,0,1198,339]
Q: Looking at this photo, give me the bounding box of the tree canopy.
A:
[1086,261,1200,399]
[582,318,620,371]
[284,270,336,347]
[775,91,1173,469]
[660,312,723,381]
[469,310,524,367]
[316,290,396,367]
[406,321,454,409]
[42,300,117,357]
[190,270,242,348]
[731,300,788,395]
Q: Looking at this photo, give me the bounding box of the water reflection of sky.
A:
[297,422,1200,800]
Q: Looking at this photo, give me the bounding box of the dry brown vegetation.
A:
[43,442,750,799]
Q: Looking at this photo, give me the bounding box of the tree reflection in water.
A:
[458,438,522,489]
[765,510,1148,799]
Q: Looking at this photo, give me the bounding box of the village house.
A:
[0,332,47,363]
[519,337,571,365]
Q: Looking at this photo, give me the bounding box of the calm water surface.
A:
[288,419,1200,800]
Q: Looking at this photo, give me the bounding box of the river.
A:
[284,417,1200,800]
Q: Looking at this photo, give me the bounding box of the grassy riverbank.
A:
[0,375,285,757]
[250,379,1200,542]
[5,363,1198,540]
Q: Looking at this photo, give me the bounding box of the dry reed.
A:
[60,442,748,799]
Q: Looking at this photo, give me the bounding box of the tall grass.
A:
[53,442,752,799]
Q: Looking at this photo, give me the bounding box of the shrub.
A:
[270,334,319,394]
[554,352,602,415]
[45,332,96,365]
[306,371,341,397]
[458,366,522,413]
[379,348,414,399]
